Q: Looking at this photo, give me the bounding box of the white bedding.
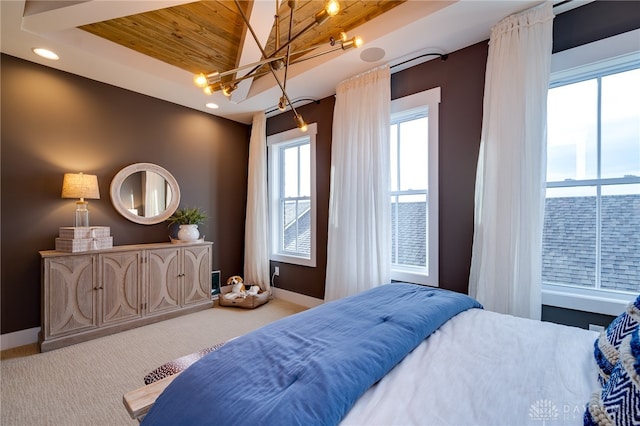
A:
[341,308,600,426]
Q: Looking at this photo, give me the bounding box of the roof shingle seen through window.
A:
[281,195,639,293]
[543,194,640,292]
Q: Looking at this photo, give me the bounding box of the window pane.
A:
[299,144,311,197]
[391,194,427,268]
[283,146,299,198]
[282,200,311,255]
[601,69,640,179]
[547,80,598,181]
[542,187,597,287]
[282,199,297,249]
[600,185,640,292]
[398,118,428,191]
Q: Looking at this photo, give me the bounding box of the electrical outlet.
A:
[274,266,280,276]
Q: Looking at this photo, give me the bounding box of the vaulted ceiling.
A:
[79,1,405,77]
[2,0,574,124]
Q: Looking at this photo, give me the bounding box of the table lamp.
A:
[61,172,100,227]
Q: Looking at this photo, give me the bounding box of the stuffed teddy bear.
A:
[223,275,261,300]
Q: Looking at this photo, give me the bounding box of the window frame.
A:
[389,87,440,286]
[542,29,640,315]
[267,123,318,267]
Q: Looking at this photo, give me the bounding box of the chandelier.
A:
[194,0,362,132]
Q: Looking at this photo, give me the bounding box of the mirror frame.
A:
[110,163,181,225]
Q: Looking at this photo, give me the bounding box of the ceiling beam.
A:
[230,0,276,104]
[22,0,195,34]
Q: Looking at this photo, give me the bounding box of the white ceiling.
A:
[2,0,575,125]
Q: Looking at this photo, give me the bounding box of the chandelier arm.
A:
[282,0,296,95]
[233,0,305,126]
[231,9,326,83]
[288,45,346,64]
[270,19,318,59]
[275,1,280,52]
[213,55,286,82]
[220,41,340,87]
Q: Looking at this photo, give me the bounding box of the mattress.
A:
[341,308,600,426]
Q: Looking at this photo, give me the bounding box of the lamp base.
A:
[75,201,90,227]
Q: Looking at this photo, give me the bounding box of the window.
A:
[390,87,440,286]
[543,33,640,314]
[268,123,317,267]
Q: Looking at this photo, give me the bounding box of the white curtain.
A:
[469,3,554,320]
[325,65,391,301]
[244,112,271,292]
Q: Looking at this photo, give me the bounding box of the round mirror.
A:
[110,163,181,225]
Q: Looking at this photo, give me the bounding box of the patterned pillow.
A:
[585,327,640,426]
[594,295,640,385]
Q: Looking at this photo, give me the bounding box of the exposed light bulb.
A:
[295,114,308,132]
[194,73,208,88]
[325,0,340,17]
[342,36,364,50]
[204,86,214,95]
[222,84,237,97]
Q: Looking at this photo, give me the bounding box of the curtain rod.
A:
[553,0,573,8]
[391,52,449,70]
[265,98,320,115]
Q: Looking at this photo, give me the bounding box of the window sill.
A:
[270,253,316,268]
[542,284,635,316]
[391,269,438,287]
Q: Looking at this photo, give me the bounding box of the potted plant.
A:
[167,207,207,242]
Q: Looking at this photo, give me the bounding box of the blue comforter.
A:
[142,283,482,426]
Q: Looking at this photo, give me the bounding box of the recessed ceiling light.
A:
[32,48,59,60]
[205,102,219,109]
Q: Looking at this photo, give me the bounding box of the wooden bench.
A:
[123,373,179,421]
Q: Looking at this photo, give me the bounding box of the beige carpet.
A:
[1,299,306,426]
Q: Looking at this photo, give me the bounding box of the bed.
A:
[123,283,640,425]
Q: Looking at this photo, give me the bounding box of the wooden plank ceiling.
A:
[79,0,405,80]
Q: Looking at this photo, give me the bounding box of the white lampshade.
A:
[61,173,100,201]
[61,172,100,227]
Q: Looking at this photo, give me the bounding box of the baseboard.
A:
[272,288,323,309]
[1,327,40,350]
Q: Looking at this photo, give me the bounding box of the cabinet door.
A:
[100,251,142,326]
[182,244,212,306]
[43,256,97,338]
[147,247,180,314]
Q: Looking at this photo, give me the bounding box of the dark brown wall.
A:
[266,98,335,299]
[391,43,488,295]
[266,41,488,298]
[264,0,640,302]
[1,54,250,334]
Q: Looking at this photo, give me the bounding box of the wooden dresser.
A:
[39,241,213,352]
